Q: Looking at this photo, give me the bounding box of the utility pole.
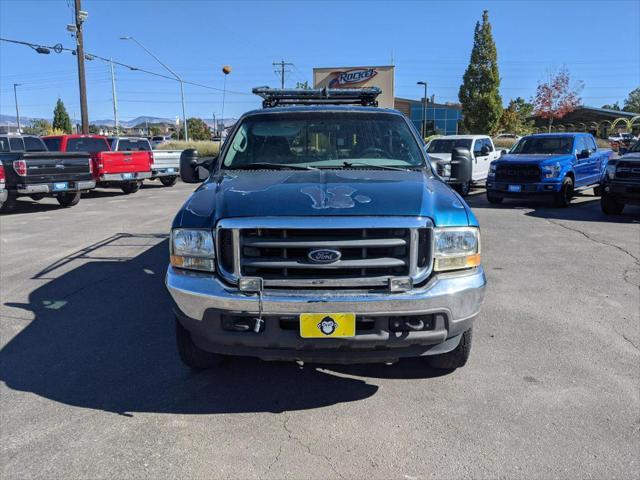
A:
[109,59,119,135]
[74,0,89,134]
[417,81,428,138]
[273,59,293,89]
[13,83,21,132]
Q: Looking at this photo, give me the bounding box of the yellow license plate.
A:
[299,313,356,338]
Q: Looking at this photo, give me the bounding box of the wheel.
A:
[593,185,603,196]
[553,176,574,207]
[0,191,18,213]
[56,192,81,207]
[427,328,473,370]
[486,192,504,204]
[175,318,223,369]
[121,181,141,194]
[159,176,178,187]
[454,181,471,196]
[30,193,46,201]
[601,192,624,215]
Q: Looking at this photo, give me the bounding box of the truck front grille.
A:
[216,220,432,288]
[616,161,640,180]
[495,164,541,183]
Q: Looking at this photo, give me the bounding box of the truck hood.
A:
[494,153,574,165]
[620,152,640,162]
[175,169,475,228]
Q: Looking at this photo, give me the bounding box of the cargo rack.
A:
[252,86,381,108]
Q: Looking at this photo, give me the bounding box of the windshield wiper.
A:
[227,162,318,171]
[341,161,417,171]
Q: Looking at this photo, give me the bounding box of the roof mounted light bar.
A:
[252,86,381,108]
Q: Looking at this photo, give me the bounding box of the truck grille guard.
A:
[215,217,433,289]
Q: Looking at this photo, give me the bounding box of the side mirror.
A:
[480,145,490,156]
[577,149,590,159]
[180,149,216,183]
[501,149,508,155]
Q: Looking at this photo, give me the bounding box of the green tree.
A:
[149,125,162,136]
[52,98,72,133]
[88,124,100,134]
[601,102,621,111]
[23,119,52,136]
[458,10,503,134]
[295,81,310,90]
[497,97,534,135]
[623,87,640,113]
[178,117,211,141]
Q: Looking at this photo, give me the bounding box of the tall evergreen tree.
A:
[458,10,503,134]
[52,98,72,133]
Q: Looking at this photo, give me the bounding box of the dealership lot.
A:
[0,183,638,479]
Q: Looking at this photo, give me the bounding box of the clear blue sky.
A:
[1,0,638,123]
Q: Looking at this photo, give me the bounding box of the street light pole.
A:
[120,36,188,141]
[109,59,119,134]
[13,83,21,132]
[417,81,428,139]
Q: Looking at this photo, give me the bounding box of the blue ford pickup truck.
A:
[165,87,486,369]
[486,133,612,207]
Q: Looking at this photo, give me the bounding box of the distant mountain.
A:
[0,114,236,129]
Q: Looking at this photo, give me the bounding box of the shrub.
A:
[492,138,518,149]
[157,141,221,157]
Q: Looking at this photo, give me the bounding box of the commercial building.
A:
[312,65,462,136]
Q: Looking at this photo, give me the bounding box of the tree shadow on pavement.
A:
[0,237,378,416]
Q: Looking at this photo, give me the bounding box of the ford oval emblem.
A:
[308,249,341,264]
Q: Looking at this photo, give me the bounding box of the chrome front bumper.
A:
[167,265,486,339]
[16,180,96,194]
[99,172,152,182]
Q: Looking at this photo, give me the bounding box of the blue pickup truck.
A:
[486,133,612,207]
[165,87,486,370]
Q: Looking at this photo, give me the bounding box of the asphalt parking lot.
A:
[1,182,638,479]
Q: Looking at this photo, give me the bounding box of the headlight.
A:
[542,162,561,178]
[433,227,481,272]
[488,163,496,175]
[605,163,616,180]
[170,228,215,272]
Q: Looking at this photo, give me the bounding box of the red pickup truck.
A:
[43,135,152,194]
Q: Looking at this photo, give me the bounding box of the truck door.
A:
[585,135,601,182]
[472,138,491,181]
[573,136,591,186]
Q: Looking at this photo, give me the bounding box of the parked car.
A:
[43,134,151,194]
[150,135,172,147]
[601,140,640,215]
[486,133,612,207]
[494,133,522,141]
[108,136,181,187]
[0,134,94,212]
[426,135,501,195]
[166,87,486,370]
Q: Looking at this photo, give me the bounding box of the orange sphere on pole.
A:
[222,65,232,75]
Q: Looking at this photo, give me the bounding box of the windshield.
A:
[222,112,425,169]
[427,139,472,153]
[66,137,110,153]
[511,136,573,155]
[629,140,640,153]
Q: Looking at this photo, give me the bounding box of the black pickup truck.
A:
[0,135,95,212]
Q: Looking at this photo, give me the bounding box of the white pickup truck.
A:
[108,137,182,187]
[426,135,502,195]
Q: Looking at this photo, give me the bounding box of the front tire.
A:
[454,181,471,196]
[159,176,178,187]
[601,192,624,215]
[56,192,81,207]
[427,328,473,370]
[121,181,141,194]
[553,176,574,207]
[176,318,223,370]
[593,185,603,196]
